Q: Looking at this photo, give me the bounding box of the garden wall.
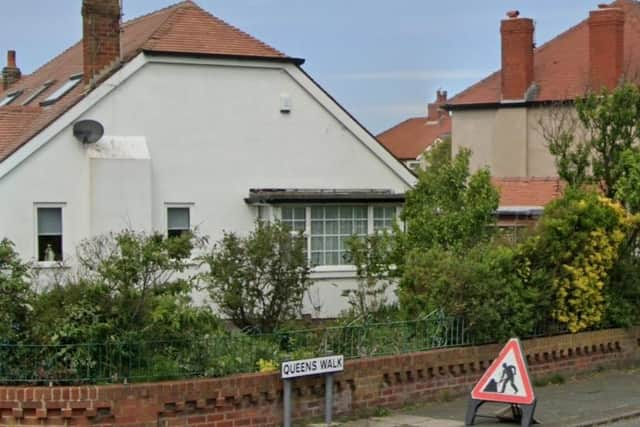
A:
[0,327,638,427]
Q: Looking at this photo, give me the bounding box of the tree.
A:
[0,239,33,342]
[401,147,500,254]
[201,221,311,333]
[343,232,396,320]
[540,83,640,200]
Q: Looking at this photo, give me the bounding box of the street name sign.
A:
[281,355,344,379]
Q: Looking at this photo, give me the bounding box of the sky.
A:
[0,1,606,134]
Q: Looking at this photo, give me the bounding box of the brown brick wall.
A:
[0,327,637,426]
[82,0,121,87]
[589,6,625,91]
[500,15,534,100]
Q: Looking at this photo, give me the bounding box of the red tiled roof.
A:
[0,1,296,163]
[493,177,563,207]
[448,0,640,107]
[377,116,451,160]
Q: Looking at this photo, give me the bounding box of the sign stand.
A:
[281,355,344,427]
[465,338,539,427]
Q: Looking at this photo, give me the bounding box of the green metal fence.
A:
[0,314,469,385]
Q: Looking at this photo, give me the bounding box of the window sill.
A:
[310,265,357,279]
[33,261,70,270]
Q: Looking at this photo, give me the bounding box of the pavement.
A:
[317,367,640,427]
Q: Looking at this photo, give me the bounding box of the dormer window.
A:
[40,74,82,106]
[0,90,23,107]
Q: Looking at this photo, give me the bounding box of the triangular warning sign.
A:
[471,338,535,405]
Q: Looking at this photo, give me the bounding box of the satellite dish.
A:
[73,119,104,144]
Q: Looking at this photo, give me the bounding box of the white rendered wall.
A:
[0,58,410,317]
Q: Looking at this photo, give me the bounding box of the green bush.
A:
[201,221,311,333]
[399,243,540,343]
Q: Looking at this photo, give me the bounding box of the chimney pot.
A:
[501,14,535,100]
[7,51,16,68]
[427,89,449,122]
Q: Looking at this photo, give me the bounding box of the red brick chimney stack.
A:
[82,0,122,87]
[589,5,624,91]
[2,50,21,90]
[427,89,448,122]
[500,10,534,101]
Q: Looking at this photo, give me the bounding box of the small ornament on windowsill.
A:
[45,244,56,262]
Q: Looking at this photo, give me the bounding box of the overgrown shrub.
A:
[523,189,636,332]
[201,221,311,333]
[399,243,540,343]
[0,239,33,343]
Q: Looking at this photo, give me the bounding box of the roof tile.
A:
[448,0,640,106]
[0,1,295,163]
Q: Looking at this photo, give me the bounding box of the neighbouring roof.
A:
[493,177,563,207]
[245,189,405,204]
[0,0,301,164]
[447,0,640,108]
[377,117,451,160]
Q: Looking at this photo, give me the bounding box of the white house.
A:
[0,0,415,317]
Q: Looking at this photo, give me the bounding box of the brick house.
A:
[0,0,414,317]
[377,90,451,172]
[445,0,638,221]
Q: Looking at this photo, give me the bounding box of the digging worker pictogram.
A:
[499,363,518,393]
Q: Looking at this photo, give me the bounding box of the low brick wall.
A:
[0,327,638,426]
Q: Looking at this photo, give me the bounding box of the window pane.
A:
[38,235,62,262]
[311,237,324,251]
[38,208,62,235]
[325,207,338,219]
[293,207,306,220]
[339,220,352,235]
[326,220,339,234]
[354,220,367,234]
[311,220,323,234]
[167,207,190,230]
[311,207,323,219]
[354,207,368,219]
[281,207,293,220]
[326,237,339,251]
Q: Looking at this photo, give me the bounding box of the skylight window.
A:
[22,80,55,106]
[40,74,82,106]
[0,90,23,107]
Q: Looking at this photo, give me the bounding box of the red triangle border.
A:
[470,338,535,405]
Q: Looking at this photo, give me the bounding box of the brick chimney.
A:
[500,11,534,101]
[427,89,448,122]
[82,0,122,87]
[589,5,624,91]
[2,50,21,90]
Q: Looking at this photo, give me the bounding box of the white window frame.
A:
[164,203,194,238]
[277,204,402,275]
[33,202,66,266]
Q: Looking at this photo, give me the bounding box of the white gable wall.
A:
[0,55,412,317]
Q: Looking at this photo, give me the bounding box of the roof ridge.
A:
[143,0,286,57]
[140,1,187,50]
[377,117,424,137]
[122,0,189,29]
[195,5,286,57]
[447,70,500,105]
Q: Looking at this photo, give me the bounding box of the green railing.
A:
[0,314,469,385]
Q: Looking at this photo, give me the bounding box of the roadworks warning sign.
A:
[471,338,535,405]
